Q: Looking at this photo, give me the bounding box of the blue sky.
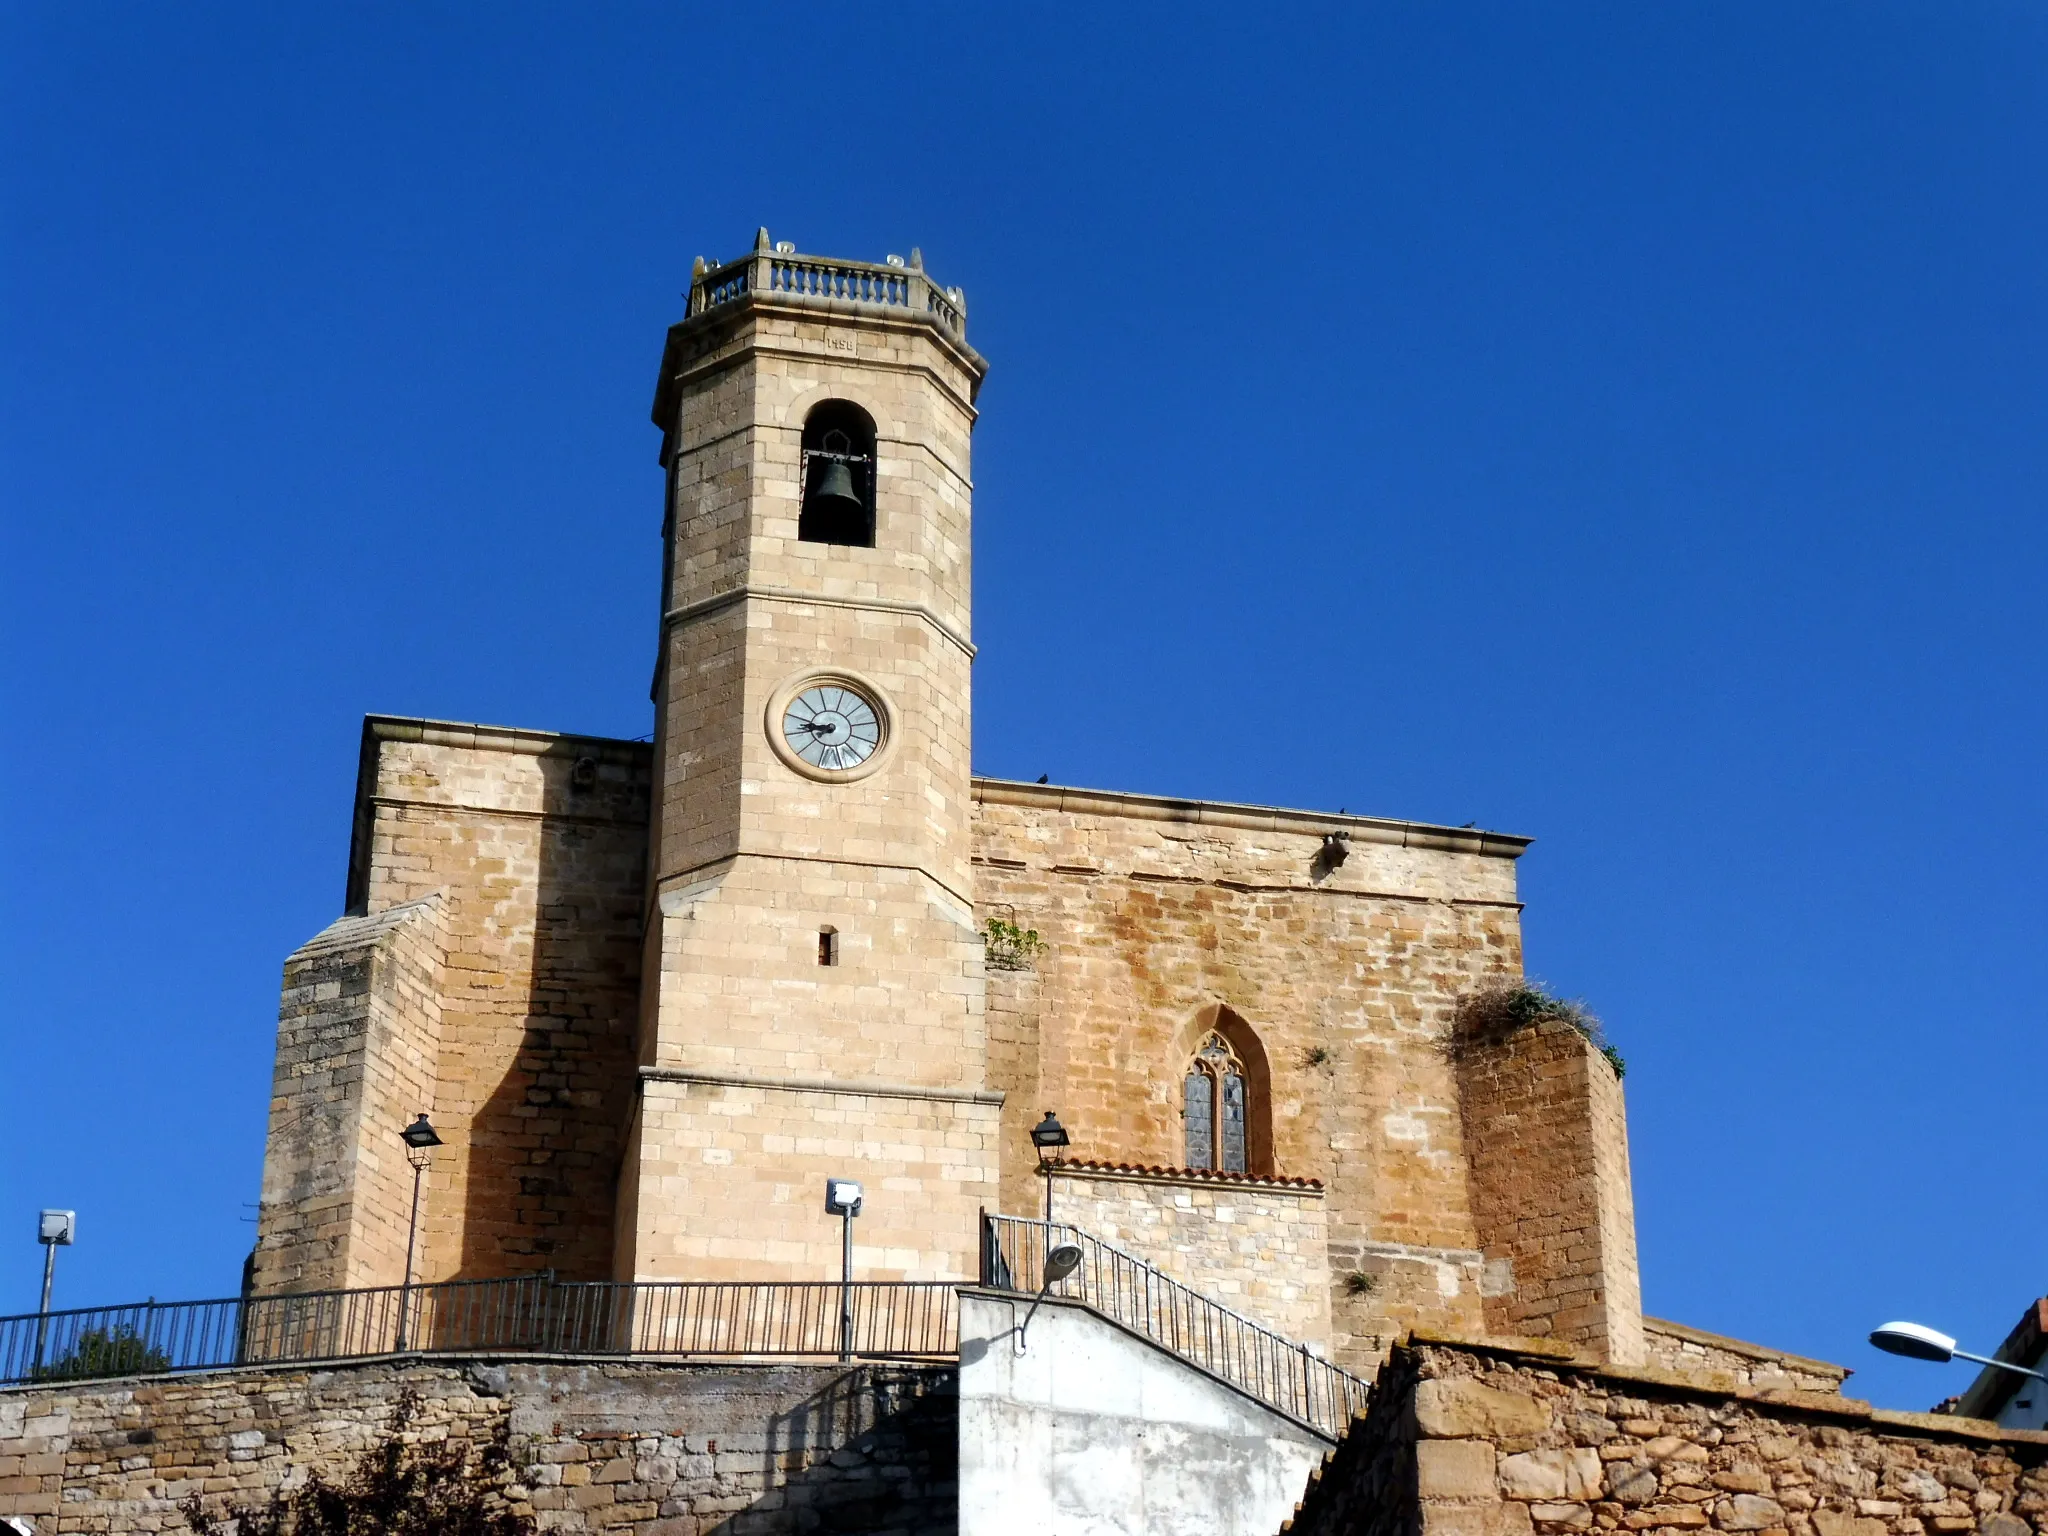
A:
[4,4,2044,1411]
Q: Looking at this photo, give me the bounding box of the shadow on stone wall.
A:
[716,1366,958,1536]
[460,744,648,1281]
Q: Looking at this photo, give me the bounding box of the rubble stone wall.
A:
[1283,1337,2048,1536]
[0,1358,955,1535]
[1642,1321,1851,1397]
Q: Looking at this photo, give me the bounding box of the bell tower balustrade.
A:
[684,228,968,337]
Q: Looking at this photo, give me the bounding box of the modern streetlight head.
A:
[1030,1111,1070,1154]
[1042,1244,1083,1287]
[825,1179,864,1216]
[38,1210,75,1245]
[1870,1321,1957,1363]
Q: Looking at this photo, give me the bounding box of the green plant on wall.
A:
[37,1325,172,1382]
[983,917,1047,972]
[1452,979,1626,1079]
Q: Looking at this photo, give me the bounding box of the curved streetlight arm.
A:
[1951,1348,2048,1384]
[1015,1245,1085,1355]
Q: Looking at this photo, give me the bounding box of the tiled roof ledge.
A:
[1043,1157,1323,1192]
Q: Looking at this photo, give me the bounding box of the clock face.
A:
[781,684,883,773]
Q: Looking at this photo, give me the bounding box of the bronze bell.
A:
[809,456,862,516]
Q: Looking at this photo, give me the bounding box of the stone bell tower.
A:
[618,230,998,1283]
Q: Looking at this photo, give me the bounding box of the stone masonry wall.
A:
[252,896,446,1293]
[1642,1321,1851,1398]
[1457,1021,1644,1365]
[1043,1162,1332,1348]
[971,781,1538,1374]
[341,719,650,1286]
[1283,1336,2048,1536]
[0,1358,955,1535]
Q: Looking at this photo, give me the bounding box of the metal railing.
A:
[980,1213,1370,1440]
[3,1224,1370,1438]
[0,1276,957,1387]
[687,235,968,339]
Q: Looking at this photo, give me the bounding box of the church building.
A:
[250,230,1646,1381]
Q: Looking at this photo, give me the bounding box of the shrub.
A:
[983,917,1047,971]
[1452,979,1625,1079]
[38,1325,172,1381]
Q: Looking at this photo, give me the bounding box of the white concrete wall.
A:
[957,1289,1328,1536]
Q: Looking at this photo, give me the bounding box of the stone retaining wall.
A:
[0,1358,955,1534]
[1284,1336,2048,1536]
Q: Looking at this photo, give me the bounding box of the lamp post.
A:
[395,1114,441,1352]
[1870,1321,2048,1383]
[1029,1110,1070,1225]
[825,1179,864,1362]
[32,1209,76,1377]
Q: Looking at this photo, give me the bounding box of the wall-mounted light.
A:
[1017,1243,1085,1354]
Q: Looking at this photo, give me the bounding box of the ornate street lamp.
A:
[1029,1110,1070,1225]
[395,1114,441,1352]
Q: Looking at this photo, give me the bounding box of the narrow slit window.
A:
[818,927,839,966]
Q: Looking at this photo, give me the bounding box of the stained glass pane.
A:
[1221,1070,1247,1173]
[1184,1070,1214,1170]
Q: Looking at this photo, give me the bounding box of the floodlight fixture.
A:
[33,1208,78,1375]
[827,1178,865,1360]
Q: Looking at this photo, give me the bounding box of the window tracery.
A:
[1182,1032,1249,1173]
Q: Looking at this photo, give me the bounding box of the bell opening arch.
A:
[798,399,878,547]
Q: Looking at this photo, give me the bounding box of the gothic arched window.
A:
[1183,1032,1250,1173]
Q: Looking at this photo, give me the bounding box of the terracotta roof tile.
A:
[1044,1156,1323,1191]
